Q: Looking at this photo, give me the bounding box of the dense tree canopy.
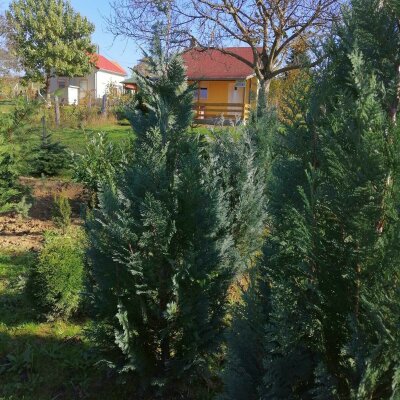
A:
[6,0,95,93]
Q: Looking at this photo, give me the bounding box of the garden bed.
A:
[0,178,85,250]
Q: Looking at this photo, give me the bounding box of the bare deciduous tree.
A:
[108,0,344,98]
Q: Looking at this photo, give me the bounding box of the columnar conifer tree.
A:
[222,0,400,398]
[221,68,315,400]
[86,37,265,399]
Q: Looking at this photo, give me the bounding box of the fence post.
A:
[54,95,60,127]
[101,94,107,117]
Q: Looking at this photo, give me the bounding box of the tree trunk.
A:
[44,74,51,97]
[54,95,60,127]
[256,78,272,116]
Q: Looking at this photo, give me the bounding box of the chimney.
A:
[189,37,197,49]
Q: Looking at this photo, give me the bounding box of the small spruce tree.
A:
[0,146,21,214]
[30,119,67,176]
[0,99,35,214]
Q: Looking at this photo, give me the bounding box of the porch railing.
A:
[192,102,251,121]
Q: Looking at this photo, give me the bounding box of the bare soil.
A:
[0,177,86,250]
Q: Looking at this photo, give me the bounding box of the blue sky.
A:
[2,0,140,73]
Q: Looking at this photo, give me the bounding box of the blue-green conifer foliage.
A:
[86,39,265,398]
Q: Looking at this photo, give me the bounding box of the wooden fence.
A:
[192,102,252,122]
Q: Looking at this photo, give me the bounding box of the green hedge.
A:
[27,229,86,320]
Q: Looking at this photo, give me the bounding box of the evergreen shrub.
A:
[0,97,36,213]
[29,125,68,177]
[27,228,86,320]
[0,149,22,214]
[52,193,72,233]
[71,132,130,205]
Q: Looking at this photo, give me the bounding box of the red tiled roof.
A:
[182,47,255,80]
[92,54,127,76]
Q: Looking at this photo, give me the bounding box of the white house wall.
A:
[95,70,125,98]
[48,69,125,103]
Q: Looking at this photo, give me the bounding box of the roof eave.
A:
[187,76,252,81]
[245,73,257,80]
[96,67,127,76]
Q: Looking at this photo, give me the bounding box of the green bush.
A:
[27,229,86,320]
[0,97,35,213]
[71,132,130,205]
[58,102,101,129]
[0,149,21,214]
[29,126,68,177]
[52,194,71,233]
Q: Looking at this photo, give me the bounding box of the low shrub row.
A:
[27,227,86,320]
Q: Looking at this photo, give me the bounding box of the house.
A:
[182,47,258,122]
[48,54,127,105]
[121,77,139,94]
[122,47,258,123]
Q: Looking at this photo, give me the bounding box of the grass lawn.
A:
[0,250,134,400]
[1,99,134,153]
[51,124,134,153]
[49,123,227,153]
[21,123,134,179]
[2,98,231,154]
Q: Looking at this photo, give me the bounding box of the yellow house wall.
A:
[190,80,230,104]
[190,78,258,120]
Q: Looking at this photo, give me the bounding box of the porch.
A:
[189,77,257,124]
[192,102,252,124]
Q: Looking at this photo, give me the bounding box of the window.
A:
[58,80,66,89]
[199,87,208,100]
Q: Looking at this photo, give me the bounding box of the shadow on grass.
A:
[0,330,141,400]
[0,251,35,272]
[0,251,37,327]
[0,330,130,400]
[0,291,36,327]
[0,251,138,400]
